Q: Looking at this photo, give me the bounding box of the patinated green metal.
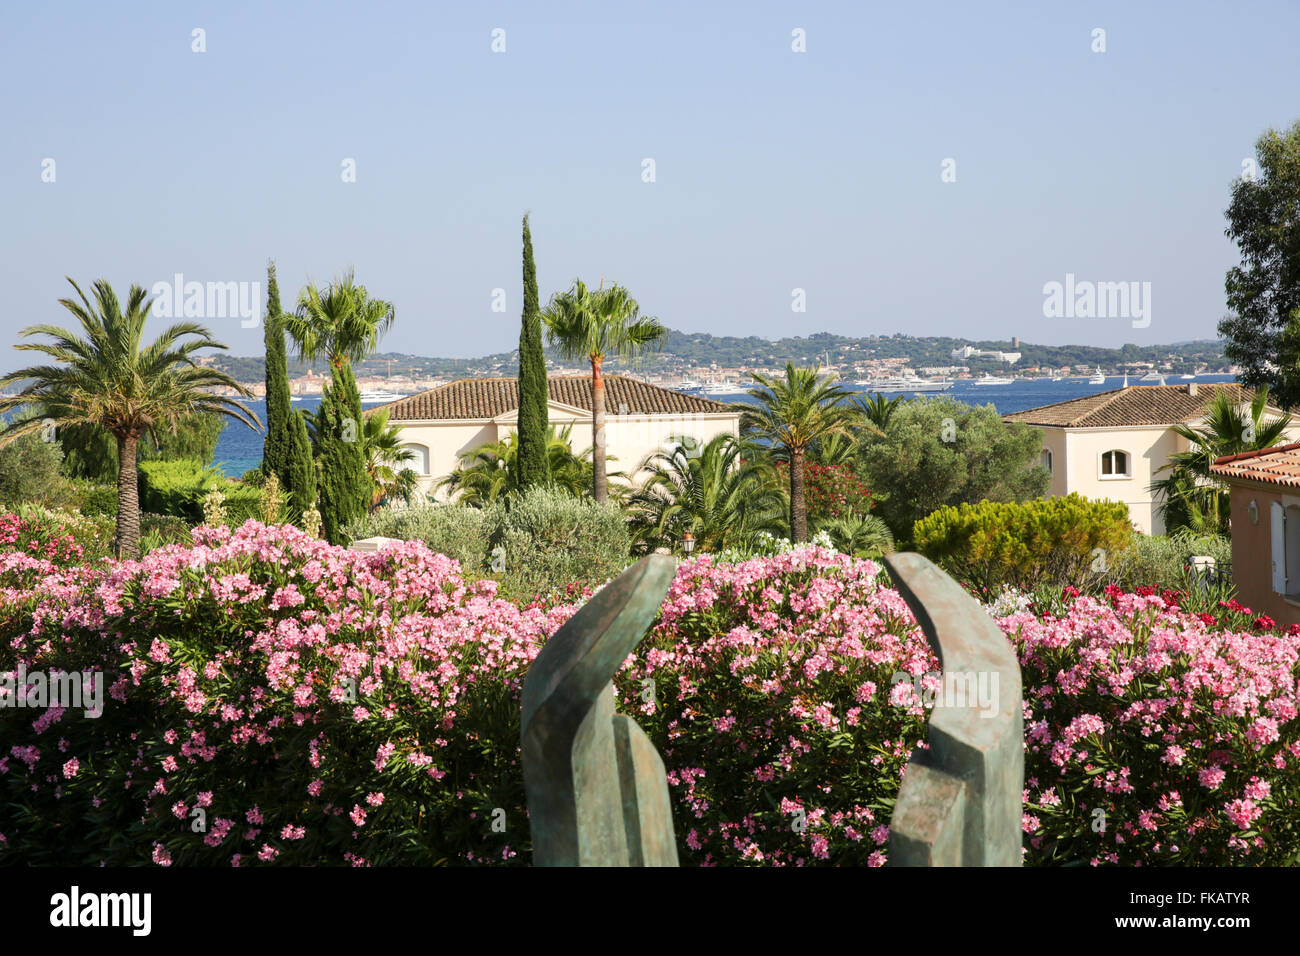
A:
[521,554,679,866]
[883,552,1024,867]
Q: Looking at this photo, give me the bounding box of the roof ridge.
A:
[1212,440,1300,466]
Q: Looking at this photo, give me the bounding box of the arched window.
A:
[400,444,429,475]
[1100,449,1130,478]
[1040,449,1052,473]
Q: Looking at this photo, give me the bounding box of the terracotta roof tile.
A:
[1002,383,1258,428]
[367,375,733,421]
[1209,442,1300,488]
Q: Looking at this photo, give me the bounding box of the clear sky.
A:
[2,0,1297,365]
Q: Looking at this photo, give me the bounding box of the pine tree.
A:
[315,363,371,544]
[262,261,292,482]
[285,408,317,518]
[516,213,549,488]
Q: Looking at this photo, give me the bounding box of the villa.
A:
[1002,382,1300,535]
[368,375,741,501]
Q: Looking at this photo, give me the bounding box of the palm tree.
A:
[540,279,667,502]
[0,278,258,559]
[437,424,610,507]
[818,513,896,559]
[854,391,904,437]
[626,434,785,555]
[1151,386,1293,534]
[738,363,857,542]
[358,408,417,509]
[284,269,395,371]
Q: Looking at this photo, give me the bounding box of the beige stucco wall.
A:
[392,402,740,502]
[1061,426,1177,535]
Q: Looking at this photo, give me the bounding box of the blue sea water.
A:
[209,376,1239,477]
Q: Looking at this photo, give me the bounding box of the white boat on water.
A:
[699,381,742,395]
[359,389,406,402]
[854,376,952,393]
[1179,373,1195,379]
[1088,371,1106,384]
[972,374,1015,386]
[1138,371,1166,384]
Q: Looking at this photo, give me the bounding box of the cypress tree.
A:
[262,261,292,482]
[285,409,317,518]
[516,213,549,488]
[316,363,371,544]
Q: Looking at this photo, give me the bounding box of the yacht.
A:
[359,389,406,402]
[676,379,704,390]
[1178,373,1196,380]
[971,374,1015,386]
[1137,371,1167,384]
[699,381,743,395]
[1088,369,1106,385]
[854,375,952,393]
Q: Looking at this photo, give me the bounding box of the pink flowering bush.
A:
[0,521,574,866]
[614,549,933,866]
[1,521,1297,867]
[1005,587,1300,865]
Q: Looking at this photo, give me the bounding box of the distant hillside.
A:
[201,332,1230,384]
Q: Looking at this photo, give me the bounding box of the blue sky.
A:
[2,0,1297,364]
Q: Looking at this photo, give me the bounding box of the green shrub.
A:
[138,459,260,528]
[1109,530,1233,591]
[350,489,632,601]
[0,429,79,510]
[913,494,1134,591]
[493,486,631,601]
[345,503,492,572]
[71,480,119,518]
[138,459,219,520]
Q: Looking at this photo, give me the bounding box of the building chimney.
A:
[1187,381,1198,396]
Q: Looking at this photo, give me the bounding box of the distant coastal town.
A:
[195,332,1233,399]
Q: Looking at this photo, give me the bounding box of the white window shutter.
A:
[1272,501,1287,595]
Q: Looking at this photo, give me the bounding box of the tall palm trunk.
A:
[789,446,808,542]
[592,355,607,502]
[115,433,141,560]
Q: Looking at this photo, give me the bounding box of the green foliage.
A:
[286,409,317,518]
[262,260,292,483]
[56,421,117,482]
[137,459,259,528]
[541,278,668,502]
[816,513,895,559]
[140,411,226,465]
[345,503,492,571]
[626,434,785,555]
[0,427,69,508]
[311,364,372,544]
[516,213,549,488]
[1219,120,1300,409]
[913,494,1134,591]
[857,396,1050,544]
[740,363,858,541]
[1151,386,1292,534]
[492,486,632,602]
[70,479,118,517]
[1108,530,1234,592]
[359,408,416,508]
[138,459,221,520]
